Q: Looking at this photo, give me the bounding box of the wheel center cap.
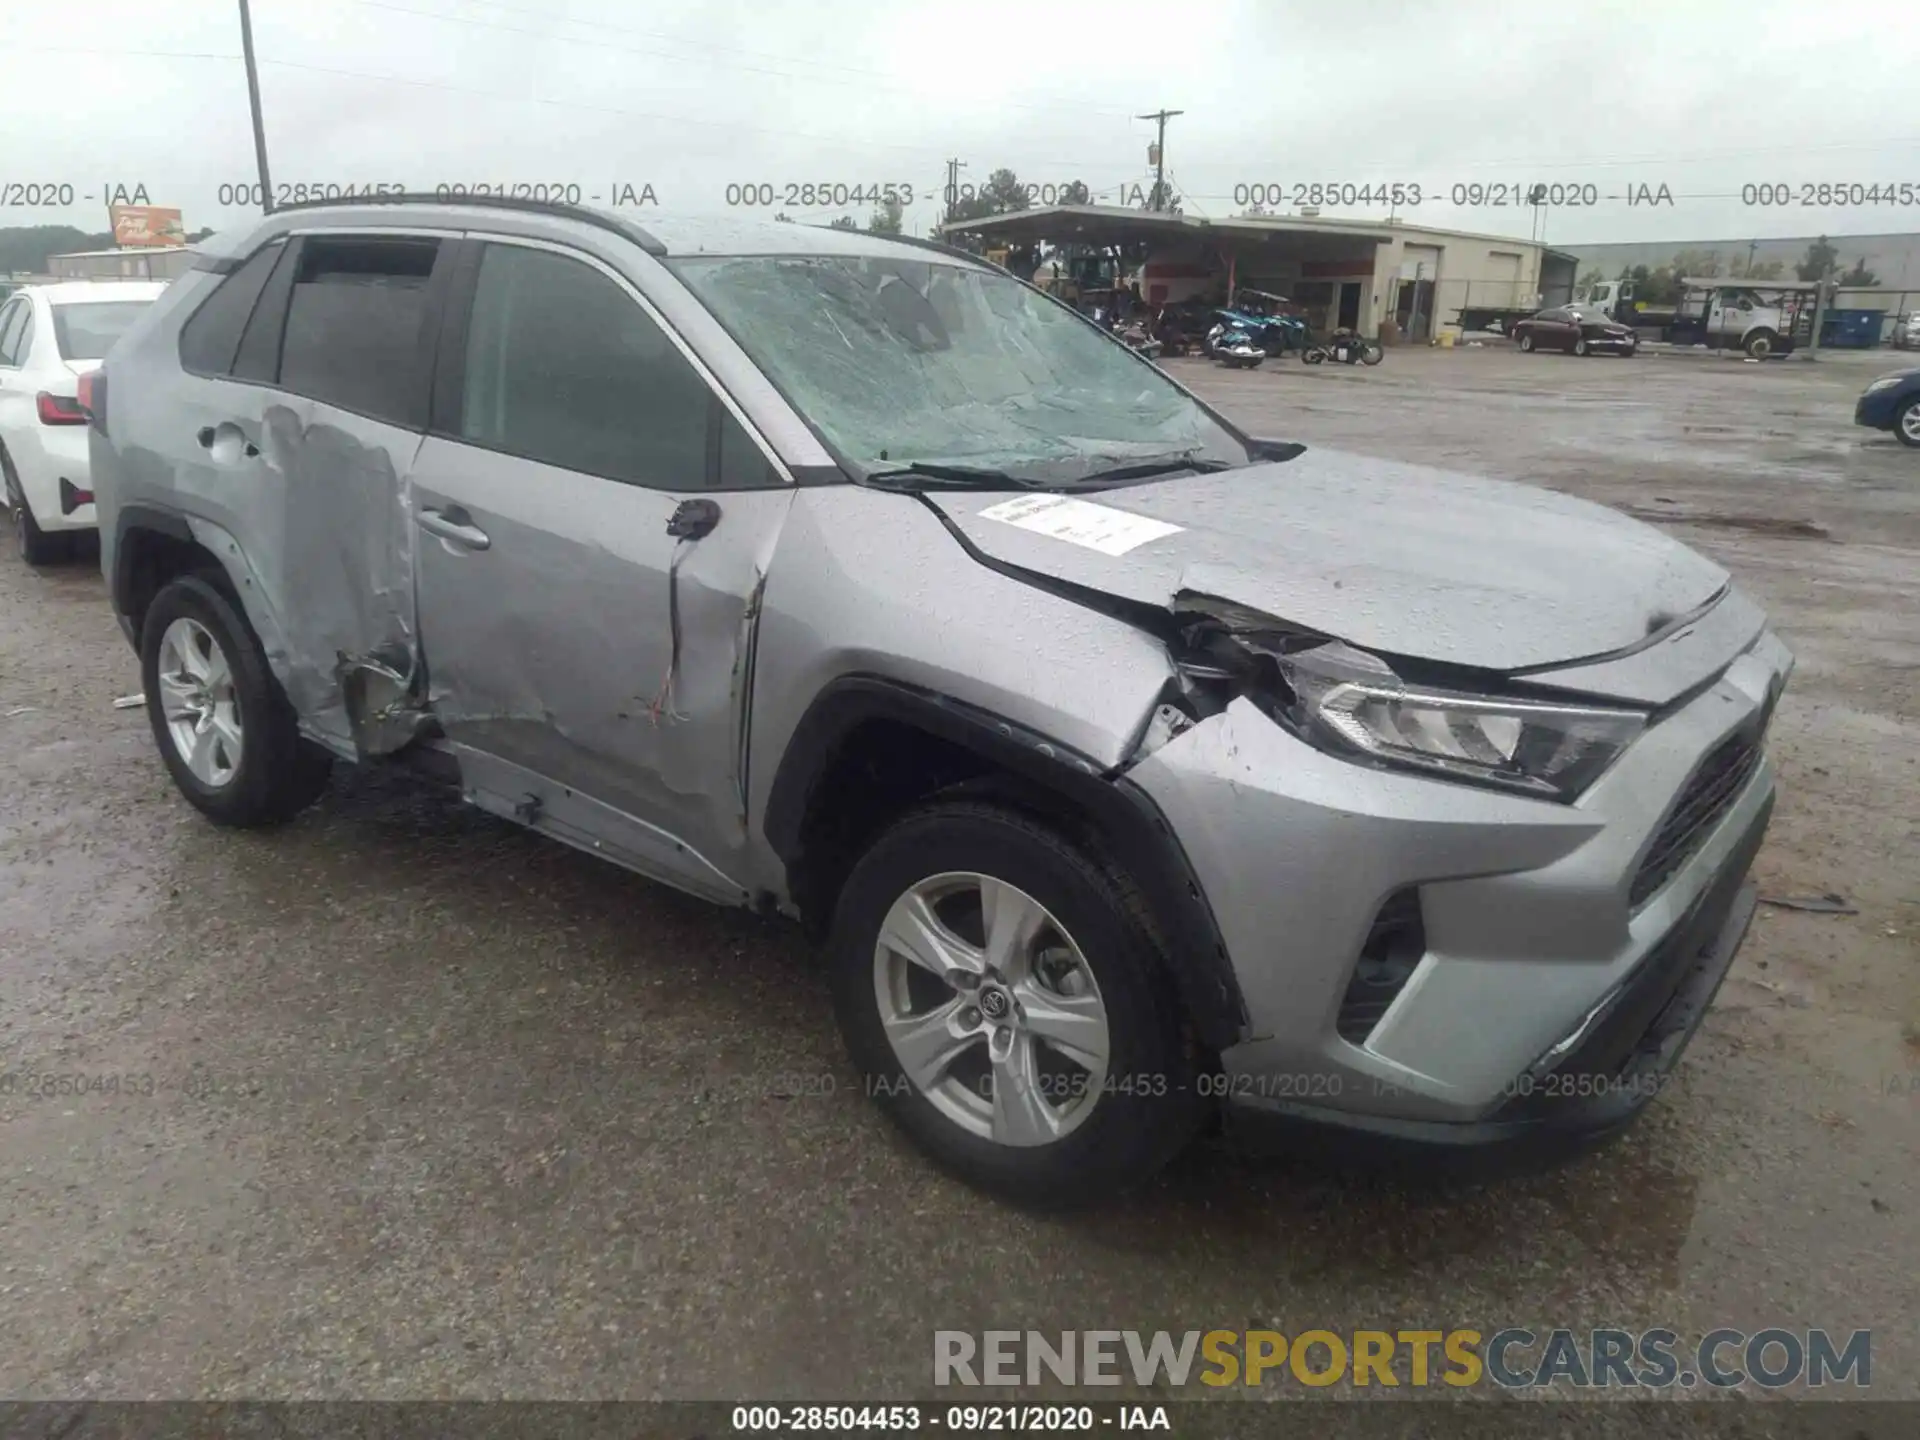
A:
[978,986,1012,1022]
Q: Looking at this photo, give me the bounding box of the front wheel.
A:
[1745,329,1777,359]
[1518,333,1536,353]
[1573,338,1590,356]
[1896,397,1920,449]
[828,800,1203,1206]
[1359,343,1383,365]
[1302,347,1326,364]
[140,575,333,827]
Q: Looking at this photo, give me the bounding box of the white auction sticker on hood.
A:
[977,494,1184,556]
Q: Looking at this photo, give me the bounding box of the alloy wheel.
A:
[156,616,244,788]
[1900,402,1920,445]
[872,871,1111,1147]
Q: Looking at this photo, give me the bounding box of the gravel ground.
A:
[0,342,1915,1406]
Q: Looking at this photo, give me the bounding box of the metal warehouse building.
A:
[939,204,1579,340]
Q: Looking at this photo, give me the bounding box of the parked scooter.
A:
[1112,317,1164,360]
[1206,320,1267,368]
[1301,326,1383,366]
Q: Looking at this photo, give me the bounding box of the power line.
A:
[342,0,1140,121]
[0,43,239,60]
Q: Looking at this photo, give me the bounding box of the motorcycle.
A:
[1205,320,1267,369]
[1112,317,1163,360]
[1301,326,1383,366]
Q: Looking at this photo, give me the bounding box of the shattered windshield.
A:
[669,253,1251,484]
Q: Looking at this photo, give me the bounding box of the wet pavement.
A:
[1,344,1916,1402]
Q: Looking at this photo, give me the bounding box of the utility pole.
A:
[237,0,275,213]
[942,158,967,228]
[1136,109,1182,210]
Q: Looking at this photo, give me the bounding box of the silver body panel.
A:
[92,202,1791,1136]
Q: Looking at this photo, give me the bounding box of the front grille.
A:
[1629,725,1765,908]
[1335,889,1426,1044]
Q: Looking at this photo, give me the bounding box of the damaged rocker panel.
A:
[453,744,749,906]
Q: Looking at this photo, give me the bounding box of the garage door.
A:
[1488,250,1522,309]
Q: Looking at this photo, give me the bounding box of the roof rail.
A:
[261,191,667,256]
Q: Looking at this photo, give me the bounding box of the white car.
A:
[0,280,167,564]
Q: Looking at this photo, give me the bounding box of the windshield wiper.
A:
[862,461,1049,491]
[1068,452,1234,487]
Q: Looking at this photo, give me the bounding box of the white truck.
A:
[1667,280,1817,358]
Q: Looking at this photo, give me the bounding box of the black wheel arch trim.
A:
[111,503,219,645]
[763,673,1251,1051]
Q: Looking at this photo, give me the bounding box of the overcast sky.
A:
[1,0,1913,246]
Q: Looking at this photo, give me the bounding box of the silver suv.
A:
[89,197,1791,1203]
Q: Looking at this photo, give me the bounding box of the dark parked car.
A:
[1513,306,1638,356]
[1854,367,1920,448]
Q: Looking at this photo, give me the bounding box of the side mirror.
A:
[1247,436,1305,462]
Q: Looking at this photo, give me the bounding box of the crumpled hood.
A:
[924,450,1729,672]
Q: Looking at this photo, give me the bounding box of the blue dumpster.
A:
[1819,309,1885,348]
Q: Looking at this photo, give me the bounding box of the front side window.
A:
[52,301,152,362]
[277,236,439,426]
[457,242,772,490]
[670,254,1252,485]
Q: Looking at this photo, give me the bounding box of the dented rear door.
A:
[161,229,458,749]
[409,237,793,900]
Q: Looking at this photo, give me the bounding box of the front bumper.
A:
[1222,792,1767,1168]
[1854,388,1910,429]
[1126,624,1791,1145]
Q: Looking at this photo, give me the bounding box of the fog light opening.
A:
[1335,888,1427,1045]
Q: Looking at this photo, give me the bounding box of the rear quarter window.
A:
[178,240,285,376]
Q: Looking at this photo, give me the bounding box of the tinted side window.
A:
[458,243,774,490]
[179,240,284,376]
[0,300,26,366]
[278,236,440,427]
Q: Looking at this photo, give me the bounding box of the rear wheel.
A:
[828,800,1203,1206]
[140,575,333,827]
[1896,397,1920,449]
[5,454,70,567]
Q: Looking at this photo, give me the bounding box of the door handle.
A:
[418,506,491,551]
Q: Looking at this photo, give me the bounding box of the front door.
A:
[410,238,794,901]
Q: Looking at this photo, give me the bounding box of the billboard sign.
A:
[110,204,186,247]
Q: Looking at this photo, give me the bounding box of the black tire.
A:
[1518,333,1535,353]
[828,800,1204,1206]
[1573,337,1590,357]
[1302,346,1326,364]
[1896,398,1920,449]
[139,574,332,827]
[4,452,71,567]
[1745,329,1777,360]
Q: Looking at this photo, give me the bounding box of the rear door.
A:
[408,236,795,901]
[165,229,462,748]
[0,296,34,452]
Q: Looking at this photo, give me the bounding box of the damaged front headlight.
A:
[1273,641,1645,801]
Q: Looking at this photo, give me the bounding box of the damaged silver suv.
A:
[90,197,1791,1203]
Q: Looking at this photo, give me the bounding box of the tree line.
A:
[0,223,217,274]
[1578,236,1881,306]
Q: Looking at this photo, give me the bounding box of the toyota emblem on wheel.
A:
[978,987,1011,1020]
